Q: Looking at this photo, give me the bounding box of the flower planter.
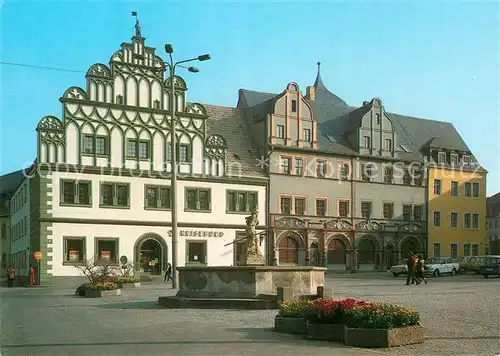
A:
[344,325,424,348]
[274,316,307,335]
[84,289,122,298]
[306,322,344,341]
[117,282,141,289]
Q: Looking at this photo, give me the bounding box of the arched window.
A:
[278,236,298,265]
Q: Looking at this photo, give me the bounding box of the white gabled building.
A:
[30,22,267,284]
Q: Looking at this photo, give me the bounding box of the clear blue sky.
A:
[1,1,498,195]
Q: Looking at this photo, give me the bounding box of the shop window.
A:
[95,238,119,264]
[63,237,86,265]
[186,240,207,265]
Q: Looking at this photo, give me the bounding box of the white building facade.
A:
[32,23,267,283]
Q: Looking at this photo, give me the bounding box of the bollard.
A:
[277,287,284,305]
[316,285,324,299]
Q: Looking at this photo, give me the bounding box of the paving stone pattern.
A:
[1,274,499,356]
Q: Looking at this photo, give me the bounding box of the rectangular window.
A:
[303,128,311,142]
[276,125,285,139]
[338,200,349,218]
[403,170,412,185]
[450,181,459,197]
[384,166,393,183]
[362,136,371,149]
[315,198,327,216]
[375,113,380,124]
[403,204,412,221]
[280,197,291,215]
[60,180,92,206]
[95,238,118,264]
[291,100,297,112]
[433,243,441,258]
[472,213,479,229]
[63,237,86,264]
[185,188,211,211]
[433,179,441,195]
[294,158,303,175]
[187,240,207,264]
[339,163,350,180]
[280,157,291,174]
[450,243,458,259]
[95,136,108,155]
[145,185,171,209]
[472,183,479,198]
[464,182,472,197]
[234,234,246,266]
[226,190,258,213]
[413,205,423,221]
[178,144,190,162]
[100,182,130,208]
[450,212,458,228]
[464,213,471,229]
[463,243,471,257]
[138,140,150,159]
[127,139,137,157]
[383,202,393,219]
[384,139,392,151]
[433,211,441,227]
[438,152,446,164]
[414,170,423,186]
[82,134,94,154]
[316,160,327,178]
[462,155,471,166]
[471,244,479,256]
[361,164,372,182]
[294,198,305,215]
[361,201,372,219]
[450,154,459,166]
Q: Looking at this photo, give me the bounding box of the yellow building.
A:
[427,150,487,259]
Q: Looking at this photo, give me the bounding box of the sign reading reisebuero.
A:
[167,230,224,238]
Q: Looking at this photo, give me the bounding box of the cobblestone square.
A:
[1,274,499,356]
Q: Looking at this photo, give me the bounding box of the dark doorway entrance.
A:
[139,239,162,275]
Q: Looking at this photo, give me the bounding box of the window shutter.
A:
[126,185,130,207]
[112,184,117,206]
[99,184,104,205]
[156,187,161,208]
[144,186,148,208]
[208,189,211,210]
[226,191,230,211]
[196,189,200,210]
[245,192,249,212]
[88,183,92,205]
[60,183,65,204]
[188,144,192,162]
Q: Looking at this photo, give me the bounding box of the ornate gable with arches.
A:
[36,23,227,176]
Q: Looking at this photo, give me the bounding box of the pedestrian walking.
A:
[406,252,420,285]
[29,265,36,287]
[417,255,428,284]
[164,263,172,282]
[7,265,16,288]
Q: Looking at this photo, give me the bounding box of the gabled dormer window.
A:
[450,153,458,166]
[362,136,371,149]
[437,152,446,165]
[384,139,392,151]
[463,155,471,167]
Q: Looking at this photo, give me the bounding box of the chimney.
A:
[306,86,316,100]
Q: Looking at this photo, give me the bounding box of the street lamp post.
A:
[164,44,210,289]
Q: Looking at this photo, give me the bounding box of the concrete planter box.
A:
[117,282,141,289]
[274,316,307,334]
[344,325,424,348]
[306,322,344,341]
[84,289,122,298]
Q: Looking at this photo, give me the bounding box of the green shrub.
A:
[344,302,420,329]
[116,276,138,283]
[75,283,90,296]
[278,299,314,318]
[87,281,117,291]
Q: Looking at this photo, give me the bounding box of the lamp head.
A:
[188,67,199,73]
[165,44,174,54]
[198,54,211,61]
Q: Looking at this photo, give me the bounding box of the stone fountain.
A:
[158,210,326,309]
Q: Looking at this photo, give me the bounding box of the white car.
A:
[390,259,408,277]
[425,257,459,277]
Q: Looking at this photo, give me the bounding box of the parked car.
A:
[480,256,500,278]
[467,256,487,274]
[390,259,408,277]
[456,256,473,274]
[425,257,459,277]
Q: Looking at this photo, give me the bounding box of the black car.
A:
[479,257,500,278]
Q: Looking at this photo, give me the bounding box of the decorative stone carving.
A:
[87,63,112,78]
[399,223,422,232]
[186,103,207,116]
[63,86,87,100]
[37,116,64,131]
[324,218,352,231]
[356,220,381,231]
[275,218,306,229]
[206,134,226,148]
[238,209,265,266]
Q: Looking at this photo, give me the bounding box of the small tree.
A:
[118,262,134,277]
[75,259,118,285]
